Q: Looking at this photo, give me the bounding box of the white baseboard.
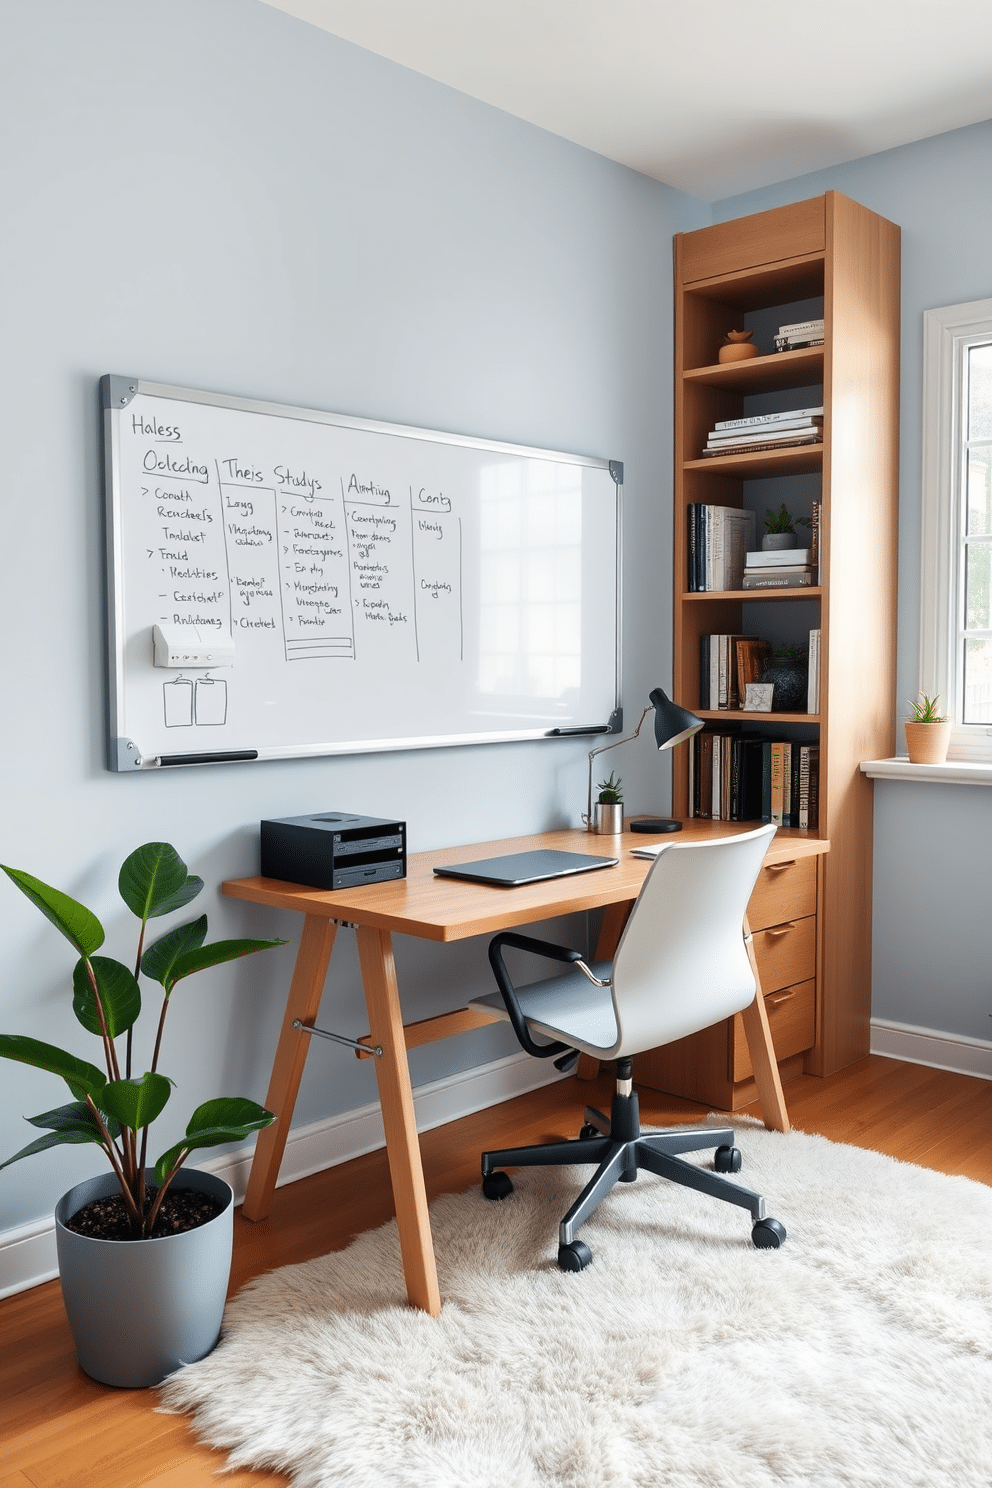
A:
[870,1018,992,1080]
[0,1050,565,1301]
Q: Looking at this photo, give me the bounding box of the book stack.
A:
[741,547,814,590]
[773,317,824,352]
[688,733,819,829]
[686,505,755,591]
[702,406,823,458]
[699,634,771,710]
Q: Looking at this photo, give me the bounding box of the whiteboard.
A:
[102,377,622,770]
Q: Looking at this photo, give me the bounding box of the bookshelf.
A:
[636,191,900,1107]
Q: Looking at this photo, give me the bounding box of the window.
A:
[920,297,992,762]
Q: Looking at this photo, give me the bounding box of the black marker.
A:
[156,750,259,767]
[547,726,611,736]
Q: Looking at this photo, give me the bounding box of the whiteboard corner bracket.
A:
[609,460,623,487]
[102,375,139,410]
[112,738,145,771]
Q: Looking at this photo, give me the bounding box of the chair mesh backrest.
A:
[608,825,776,1058]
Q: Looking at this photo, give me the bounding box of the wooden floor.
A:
[2,1056,989,1487]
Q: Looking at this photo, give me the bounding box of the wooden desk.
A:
[223,823,827,1315]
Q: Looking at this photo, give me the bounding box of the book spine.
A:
[702,505,710,591]
[718,634,729,709]
[700,633,709,709]
[807,629,820,713]
[714,406,824,431]
[761,742,772,823]
[688,731,696,817]
[742,572,813,589]
[707,420,823,443]
[770,743,784,826]
[776,319,824,336]
[702,435,821,457]
[687,504,697,592]
[798,745,810,829]
[710,635,720,711]
[807,746,820,831]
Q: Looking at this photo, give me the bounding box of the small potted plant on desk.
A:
[0,842,285,1388]
[594,772,624,834]
[904,693,952,764]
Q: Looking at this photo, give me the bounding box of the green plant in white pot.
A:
[904,693,952,765]
[0,842,286,1387]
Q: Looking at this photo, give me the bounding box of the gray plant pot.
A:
[761,532,795,551]
[54,1167,233,1389]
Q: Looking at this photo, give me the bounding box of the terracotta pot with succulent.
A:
[904,693,952,764]
[0,842,286,1387]
[762,502,811,551]
[594,771,624,834]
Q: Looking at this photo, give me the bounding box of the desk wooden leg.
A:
[242,915,338,1222]
[356,925,442,1318]
[576,899,635,1082]
[741,918,790,1134]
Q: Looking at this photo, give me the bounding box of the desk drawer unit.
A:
[633,850,820,1110]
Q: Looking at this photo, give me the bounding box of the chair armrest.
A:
[489,931,585,963]
[487,933,581,1060]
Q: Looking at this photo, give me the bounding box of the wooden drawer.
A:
[752,914,816,994]
[733,978,816,1081]
[746,855,816,931]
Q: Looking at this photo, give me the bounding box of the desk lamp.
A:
[583,687,703,833]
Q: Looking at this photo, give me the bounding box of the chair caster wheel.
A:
[714,1144,742,1173]
[557,1239,592,1272]
[482,1171,513,1201]
[578,1123,599,1140]
[752,1217,787,1249]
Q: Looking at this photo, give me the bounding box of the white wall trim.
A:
[870,1018,992,1080]
[0,1049,565,1300]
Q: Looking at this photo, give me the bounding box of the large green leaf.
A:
[163,937,286,994]
[72,956,141,1038]
[0,1035,107,1102]
[101,1072,173,1131]
[140,915,208,989]
[148,875,204,918]
[0,1127,106,1171]
[2,867,104,957]
[154,1097,274,1183]
[118,843,190,922]
[27,1099,120,1140]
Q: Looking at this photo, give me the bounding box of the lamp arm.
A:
[584,705,652,827]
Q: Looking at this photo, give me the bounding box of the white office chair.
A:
[469,824,787,1271]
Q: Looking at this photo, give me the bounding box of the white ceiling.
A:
[261,0,992,200]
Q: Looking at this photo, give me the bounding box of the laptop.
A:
[433,848,619,887]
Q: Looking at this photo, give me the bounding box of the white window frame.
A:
[920,296,992,763]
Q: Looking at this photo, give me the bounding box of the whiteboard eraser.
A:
[152,625,235,669]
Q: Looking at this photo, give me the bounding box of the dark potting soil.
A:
[66,1186,224,1241]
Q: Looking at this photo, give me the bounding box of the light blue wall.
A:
[714,121,992,1043]
[0,0,707,1230]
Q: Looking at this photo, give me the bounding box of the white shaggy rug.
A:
[161,1119,992,1488]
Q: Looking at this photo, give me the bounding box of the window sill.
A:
[860,757,992,785]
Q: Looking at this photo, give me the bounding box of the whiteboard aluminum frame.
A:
[102,376,623,769]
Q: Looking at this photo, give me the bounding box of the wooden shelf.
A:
[685,443,823,478]
[683,588,822,602]
[694,710,821,725]
[683,346,824,392]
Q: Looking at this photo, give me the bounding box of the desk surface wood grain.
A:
[223,823,828,942]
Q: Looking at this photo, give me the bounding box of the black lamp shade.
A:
[649,688,703,752]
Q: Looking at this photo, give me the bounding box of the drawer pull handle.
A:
[765,923,796,938]
[767,990,798,1007]
[766,860,798,872]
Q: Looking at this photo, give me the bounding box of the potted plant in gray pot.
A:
[762,502,811,551]
[0,842,285,1388]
